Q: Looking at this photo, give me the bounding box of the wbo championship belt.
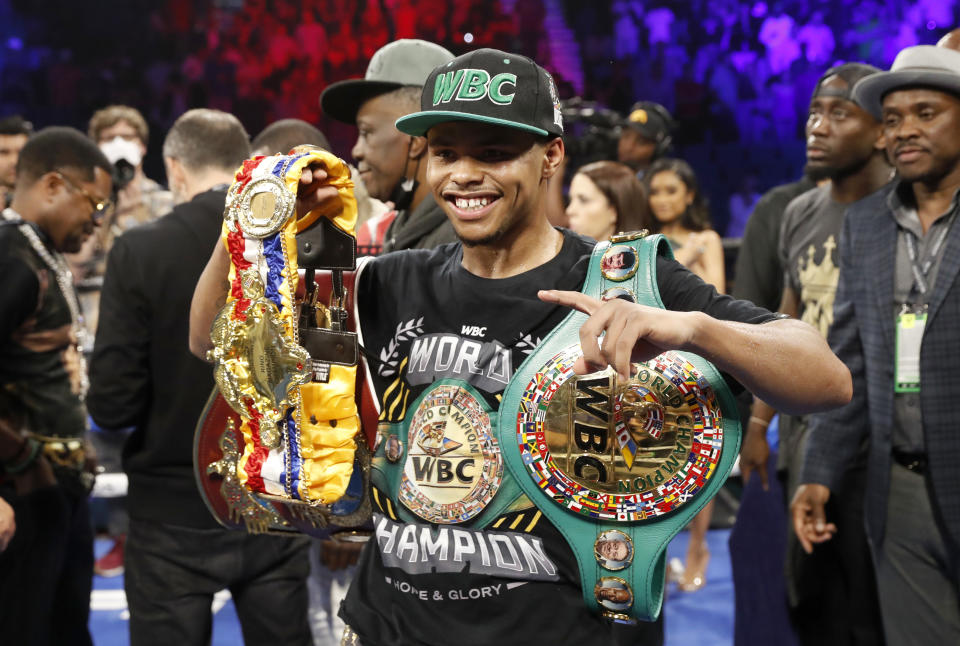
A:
[194,147,373,535]
[499,232,741,622]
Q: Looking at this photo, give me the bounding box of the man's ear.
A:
[164,156,185,189]
[873,125,887,152]
[408,135,427,159]
[541,137,565,180]
[41,170,66,205]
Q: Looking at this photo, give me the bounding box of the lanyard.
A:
[905,210,956,301]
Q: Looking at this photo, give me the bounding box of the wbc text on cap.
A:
[396,48,565,138]
[432,69,518,106]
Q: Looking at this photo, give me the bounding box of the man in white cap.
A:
[320,39,457,253]
[792,45,960,643]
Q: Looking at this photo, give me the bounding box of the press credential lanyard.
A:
[895,213,956,393]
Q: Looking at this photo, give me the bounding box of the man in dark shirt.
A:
[88,109,312,646]
[732,177,815,311]
[191,48,851,646]
[320,39,458,253]
[0,126,113,646]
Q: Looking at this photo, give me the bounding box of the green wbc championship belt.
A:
[498,232,741,623]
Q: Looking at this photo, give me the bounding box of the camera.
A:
[560,98,622,168]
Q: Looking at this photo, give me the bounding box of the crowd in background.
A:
[2,1,959,233]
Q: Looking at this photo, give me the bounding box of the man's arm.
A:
[189,239,230,361]
[87,237,151,429]
[537,290,851,416]
[189,164,340,361]
[789,214,870,552]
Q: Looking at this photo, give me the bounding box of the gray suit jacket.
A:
[801,183,960,547]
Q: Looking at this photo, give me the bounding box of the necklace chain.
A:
[3,208,90,400]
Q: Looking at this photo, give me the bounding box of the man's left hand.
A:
[296,164,342,218]
[538,290,700,379]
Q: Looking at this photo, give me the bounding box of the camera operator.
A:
[617,101,676,178]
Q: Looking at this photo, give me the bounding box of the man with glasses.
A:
[0,126,112,646]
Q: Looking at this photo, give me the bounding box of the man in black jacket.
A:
[320,39,458,253]
[87,109,312,646]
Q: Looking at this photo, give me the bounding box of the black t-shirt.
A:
[732,177,816,310]
[342,229,777,646]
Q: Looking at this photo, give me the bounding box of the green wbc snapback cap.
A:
[395,48,565,138]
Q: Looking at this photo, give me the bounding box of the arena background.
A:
[1,0,956,234]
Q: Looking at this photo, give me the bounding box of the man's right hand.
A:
[0,496,14,552]
[790,483,836,553]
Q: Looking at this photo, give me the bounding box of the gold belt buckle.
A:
[30,434,86,469]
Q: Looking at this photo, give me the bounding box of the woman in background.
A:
[565,160,648,241]
[645,157,725,592]
[645,157,725,291]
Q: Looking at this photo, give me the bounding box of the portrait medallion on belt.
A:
[600,245,639,281]
[399,383,503,524]
[515,346,724,522]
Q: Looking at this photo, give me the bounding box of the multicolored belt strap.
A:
[208,147,360,505]
[498,231,742,622]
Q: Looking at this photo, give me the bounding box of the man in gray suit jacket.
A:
[791,45,960,644]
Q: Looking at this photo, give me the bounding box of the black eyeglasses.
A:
[56,171,113,220]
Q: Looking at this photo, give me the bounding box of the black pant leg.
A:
[124,518,221,646]
[229,534,313,646]
[0,485,91,646]
[51,491,94,646]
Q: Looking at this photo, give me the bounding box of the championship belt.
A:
[194,147,374,535]
[498,232,741,622]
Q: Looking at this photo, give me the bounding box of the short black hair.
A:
[162,109,251,172]
[252,119,331,156]
[0,115,34,138]
[16,126,111,185]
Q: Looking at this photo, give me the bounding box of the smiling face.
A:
[882,87,960,185]
[648,169,692,226]
[351,92,415,202]
[426,121,560,247]
[804,76,882,181]
[566,173,617,241]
